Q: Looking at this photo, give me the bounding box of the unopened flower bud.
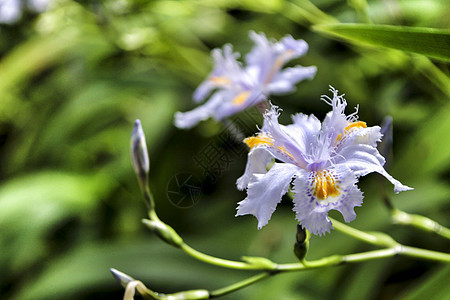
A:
[131,119,150,190]
[294,224,309,261]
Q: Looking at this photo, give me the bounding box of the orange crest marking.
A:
[209,76,231,85]
[244,134,274,150]
[336,121,367,142]
[312,171,340,200]
[232,91,251,105]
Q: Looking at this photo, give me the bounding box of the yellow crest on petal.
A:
[336,121,367,142]
[232,91,251,106]
[312,170,340,200]
[244,134,274,150]
[209,76,231,85]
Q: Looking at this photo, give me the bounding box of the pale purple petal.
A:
[212,89,265,120]
[245,31,273,74]
[320,87,355,141]
[267,66,317,94]
[346,126,382,148]
[193,80,219,103]
[336,143,413,193]
[236,163,299,229]
[0,0,21,23]
[237,147,272,190]
[279,35,309,58]
[174,92,224,129]
[284,113,321,156]
[177,32,315,128]
[193,45,241,103]
[293,165,363,235]
[246,31,313,85]
[262,106,309,168]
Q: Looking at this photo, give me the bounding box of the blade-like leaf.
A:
[313,23,450,62]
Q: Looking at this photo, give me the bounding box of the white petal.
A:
[353,126,382,147]
[285,113,321,155]
[236,163,299,229]
[212,90,264,120]
[337,125,382,149]
[336,144,413,193]
[268,66,317,94]
[236,148,272,190]
[174,92,224,129]
[262,107,309,168]
[193,80,216,103]
[293,165,363,235]
[0,0,21,23]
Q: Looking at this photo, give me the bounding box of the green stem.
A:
[116,245,450,299]
[280,246,450,272]
[210,272,271,298]
[382,191,450,239]
[329,217,398,247]
[391,209,450,239]
[143,185,160,222]
[180,243,255,270]
[330,217,381,244]
[401,245,450,263]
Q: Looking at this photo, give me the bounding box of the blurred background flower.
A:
[0,0,51,24]
[0,0,448,299]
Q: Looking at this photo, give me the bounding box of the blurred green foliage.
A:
[0,0,448,299]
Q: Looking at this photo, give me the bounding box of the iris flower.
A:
[0,0,51,23]
[174,31,317,129]
[236,87,413,235]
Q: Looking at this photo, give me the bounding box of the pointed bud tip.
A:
[110,268,134,286]
[131,119,150,179]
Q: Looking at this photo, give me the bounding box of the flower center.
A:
[312,170,340,200]
[232,91,251,106]
[336,121,367,141]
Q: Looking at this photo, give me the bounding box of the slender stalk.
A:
[329,217,398,247]
[381,188,450,240]
[330,217,381,245]
[210,272,271,298]
[143,185,161,222]
[401,245,450,263]
[180,243,256,270]
[391,209,450,240]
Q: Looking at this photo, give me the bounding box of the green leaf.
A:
[0,171,112,275]
[313,23,450,62]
